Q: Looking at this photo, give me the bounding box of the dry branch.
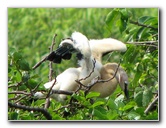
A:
[78,59,96,82]
[144,95,158,114]
[8,102,52,120]
[32,34,57,70]
[85,61,120,95]
[126,41,158,48]
[44,34,57,109]
[129,20,158,30]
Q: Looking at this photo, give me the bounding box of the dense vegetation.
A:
[8,8,158,120]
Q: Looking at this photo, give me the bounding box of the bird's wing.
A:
[89,38,127,62]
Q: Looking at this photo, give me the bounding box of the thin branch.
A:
[45,33,57,109]
[32,56,48,70]
[48,34,57,81]
[126,41,158,48]
[144,96,158,114]
[8,102,52,120]
[32,34,57,70]
[8,82,23,88]
[51,90,74,95]
[129,20,158,30]
[45,78,57,98]
[32,81,43,92]
[85,61,121,95]
[14,95,30,104]
[78,59,96,82]
[8,91,31,95]
[74,58,97,96]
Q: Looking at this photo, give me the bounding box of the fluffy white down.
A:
[36,32,128,101]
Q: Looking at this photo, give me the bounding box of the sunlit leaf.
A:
[86,92,100,99]
[91,101,105,108]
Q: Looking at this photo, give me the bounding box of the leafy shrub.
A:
[8,8,158,120]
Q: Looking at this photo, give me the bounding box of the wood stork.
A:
[36,31,128,101]
[43,31,102,101]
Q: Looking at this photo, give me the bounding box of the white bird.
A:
[35,31,128,101]
[88,39,129,99]
[43,31,102,101]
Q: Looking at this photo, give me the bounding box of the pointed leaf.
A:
[86,91,100,99]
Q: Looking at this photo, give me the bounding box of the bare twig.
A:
[8,102,52,120]
[85,61,120,95]
[45,34,57,109]
[48,34,57,81]
[8,91,31,95]
[51,90,74,95]
[32,56,48,70]
[32,81,43,92]
[14,95,30,104]
[129,20,158,30]
[45,78,57,98]
[126,41,158,48]
[78,59,96,82]
[144,95,158,114]
[32,34,57,70]
[8,82,23,88]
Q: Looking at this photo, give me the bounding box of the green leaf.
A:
[22,72,30,82]
[142,88,153,107]
[10,112,19,120]
[28,79,38,89]
[107,98,117,110]
[138,16,151,24]
[92,108,108,120]
[134,91,143,107]
[13,52,22,61]
[18,84,27,91]
[120,8,129,21]
[128,111,140,120]
[15,71,22,81]
[145,111,158,120]
[135,107,145,116]
[107,110,119,120]
[138,16,157,26]
[72,93,86,102]
[91,101,105,108]
[119,101,136,111]
[86,91,100,99]
[105,10,120,31]
[17,59,30,71]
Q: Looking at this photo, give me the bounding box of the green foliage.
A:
[8,8,158,120]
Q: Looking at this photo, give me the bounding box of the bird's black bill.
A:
[124,81,129,100]
[46,44,75,63]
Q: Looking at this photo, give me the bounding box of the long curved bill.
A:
[124,81,129,100]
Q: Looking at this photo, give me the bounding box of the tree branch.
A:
[144,95,158,114]
[8,102,52,120]
[32,34,57,70]
[84,61,120,95]
[44,33,57,109]
[129,20,158,30]
[78,59,96,82]
[126,41,158,48]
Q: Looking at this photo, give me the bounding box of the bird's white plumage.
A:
[36,31,128,101]
[89,38,127,62]
[43,32,101,101]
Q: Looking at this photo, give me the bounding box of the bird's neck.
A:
[78,56,94,71]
